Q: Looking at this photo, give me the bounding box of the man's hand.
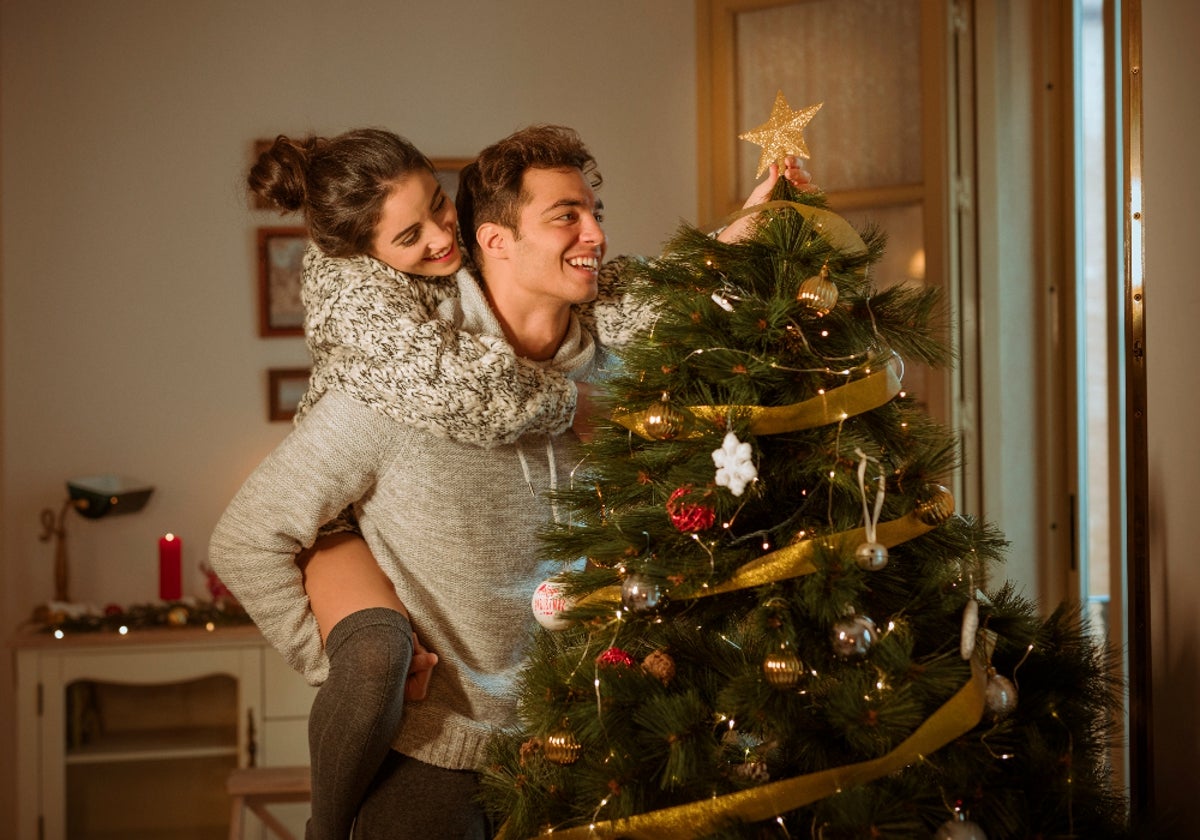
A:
[405,633,438,701]
[717,155,816,243]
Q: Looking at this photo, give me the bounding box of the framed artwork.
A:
[267,368,311,422]
[429,157,474,200]
[257,226,308,336]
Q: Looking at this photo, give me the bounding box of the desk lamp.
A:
[38,475,154,603]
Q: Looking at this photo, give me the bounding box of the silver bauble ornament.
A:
[831,613,878,659]
[854,541,889,571]
[621,573,666,614]
[934,811,988,839]
[985,671,1018,719]
[730,759,771,784]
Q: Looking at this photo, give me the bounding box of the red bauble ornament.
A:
[596,647,636,669]
[666,486,716,533]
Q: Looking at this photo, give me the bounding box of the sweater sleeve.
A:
[208,392,393,685]
[576,255,657,350]
[299,246,577,447]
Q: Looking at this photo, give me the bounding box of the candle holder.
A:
[38,475,154,603]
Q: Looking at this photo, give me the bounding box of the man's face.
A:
[506,166,607,307]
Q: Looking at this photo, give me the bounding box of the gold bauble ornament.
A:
[796,264,839,316]
[167,606,190,626]
[642,649,677,686]
[738,90,823,178]
[642,394,687,440]
[544,729,582,765]
[915,484,956,525]
[762,650,804,688]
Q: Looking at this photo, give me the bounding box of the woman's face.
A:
[369,169,462,276]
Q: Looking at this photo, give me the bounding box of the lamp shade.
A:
[67,475,154,519]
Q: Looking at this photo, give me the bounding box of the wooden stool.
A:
[227,765,312,840]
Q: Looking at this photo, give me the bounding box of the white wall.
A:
[1143,1,1200,830]
[0,0,696,830]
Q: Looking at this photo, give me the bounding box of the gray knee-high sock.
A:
[305,607,413,840]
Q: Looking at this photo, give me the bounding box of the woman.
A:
[242,128,610,839]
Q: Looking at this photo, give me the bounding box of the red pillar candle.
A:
[159,533,182,600]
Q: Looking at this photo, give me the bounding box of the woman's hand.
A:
[405,633,439,701]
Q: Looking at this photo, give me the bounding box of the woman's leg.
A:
[301,535,416,840]
[353,751,488,840]
[301,533,410,646]
[305,608,412,839]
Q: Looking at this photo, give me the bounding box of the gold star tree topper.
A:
[738,91,823,178]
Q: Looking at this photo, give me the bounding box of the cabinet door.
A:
[262,647,317,721]
[255,648,318,838]
[15,649,44,840]
[33,643,261,840]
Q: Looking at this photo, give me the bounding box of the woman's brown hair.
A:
[248,128,435,257]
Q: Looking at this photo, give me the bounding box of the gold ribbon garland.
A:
[507,656,987,840]
[575,508,940,611]
[613,198,878,443]
[613,360,901,442]
[715,199,868,256]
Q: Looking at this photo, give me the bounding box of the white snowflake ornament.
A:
[712,431,757,496]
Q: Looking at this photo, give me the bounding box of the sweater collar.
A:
[442,271,597,381]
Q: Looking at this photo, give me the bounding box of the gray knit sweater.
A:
[210,274,599,770]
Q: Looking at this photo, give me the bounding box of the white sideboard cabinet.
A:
[13,624,316,840]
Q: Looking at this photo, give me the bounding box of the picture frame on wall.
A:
[268,367,311,422]
[257,226,308,337]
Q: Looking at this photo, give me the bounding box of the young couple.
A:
[209,124,809,838]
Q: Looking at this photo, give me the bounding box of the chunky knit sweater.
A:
[297,245,650,446]
[210,274,599,770]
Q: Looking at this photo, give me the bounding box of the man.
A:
[212,126,622,839]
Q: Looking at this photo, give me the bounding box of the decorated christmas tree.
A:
[482,96,1129,839]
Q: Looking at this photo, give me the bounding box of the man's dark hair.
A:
[456,125,601,264]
